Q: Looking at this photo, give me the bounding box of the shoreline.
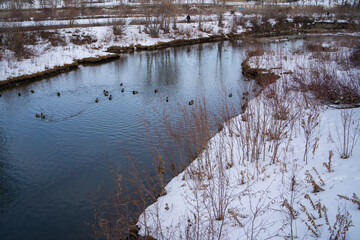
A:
[0,21,356,91]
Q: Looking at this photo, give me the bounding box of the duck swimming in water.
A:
[18,93,21,97]
[154,89,159,93]
[121,88,125,92]
[109,95,113,100]
[31,90,35,93]
[95,98,99,103]
[57,92,61,97]
[166,97,169,102]
[189,100,194,105]
[133,90,139,95]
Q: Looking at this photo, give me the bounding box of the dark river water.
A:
[0,40,302,240]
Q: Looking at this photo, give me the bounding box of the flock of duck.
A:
[1,83,241,120]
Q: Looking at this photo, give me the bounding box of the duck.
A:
[229,93,232,98]
[57,92,61,97]
[104,90,109,97]
[133,90,139,95]
[95,98,99,103]
[166,97,169,102]
[40,113,46,119]
[109,95,112,100]
[121,88,125,93]
[189,100,194,106]
[120,83,123,86]
[35,113,40,118]
[18,93,21,97]
[31,90,35,93]
[0,94,2,97]
[154,89,159,93]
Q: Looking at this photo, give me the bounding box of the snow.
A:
[136,41,360,239]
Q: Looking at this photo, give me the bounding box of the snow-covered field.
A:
[136,39,360,239]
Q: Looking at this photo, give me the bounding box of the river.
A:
[0,39,302,239]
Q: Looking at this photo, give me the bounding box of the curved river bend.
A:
[0,40,302,240]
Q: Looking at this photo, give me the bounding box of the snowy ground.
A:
[136,39,360,239]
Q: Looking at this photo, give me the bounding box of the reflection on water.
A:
[0,39,304,240]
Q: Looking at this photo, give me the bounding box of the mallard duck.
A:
[18,93,21,97]
[109,95,112,100]
[40,113,46,119]
[229,93,232,98]
[104,91,109,97]
[31,90,35,93]
[154,89,159,93]
[189,100,194,105]
[120,83,123,86]
[121,88,125,92]
[133,90,139,95]
[166,97,169,102]
[95,98,99,103]
[57,92,61,97]
[35,113,40,118]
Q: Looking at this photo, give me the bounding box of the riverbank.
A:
[1,8,359,90]
[136,33,360,239]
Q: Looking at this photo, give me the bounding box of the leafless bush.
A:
[2,25,34,59]
[39,31,66,47]
[112,18,126,36]
[70,31,97,45]
[144,17,161,38]
[243,184,284,240]
[350,42,360,68]
[323,203,354,239]
[280,165,303,240]
[332,109,360,159]
[264,80,300,164]
[301,110,320,164]
[293,67,360,106]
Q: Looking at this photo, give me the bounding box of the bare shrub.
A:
[332,109,360,159]
[301,110,320,164]
[144,17,161,38]
[293,67,360,106]
[350,42,360,67]
[111,18,126,36]
[2,25,34,59]
[280,165,303,240]
[70,30,97,45]
[323,203,354,239]
[39,31,66,47]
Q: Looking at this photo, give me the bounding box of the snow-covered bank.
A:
[0,14,245,82]
[136,37,360,239]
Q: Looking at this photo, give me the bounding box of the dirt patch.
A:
[241,58,280,88]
